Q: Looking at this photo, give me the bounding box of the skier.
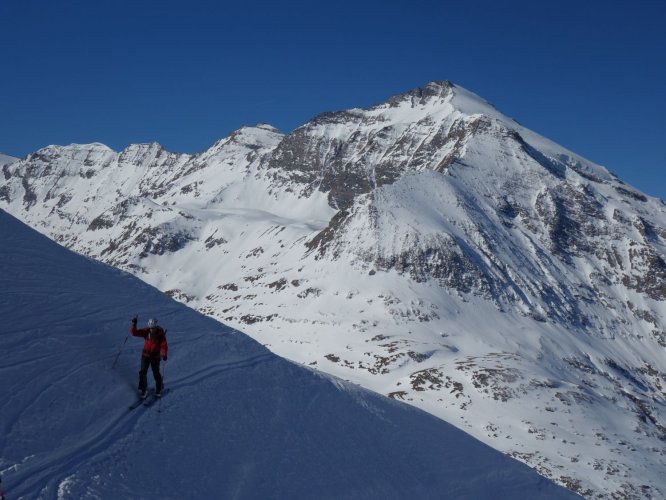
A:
[130,316,168,398]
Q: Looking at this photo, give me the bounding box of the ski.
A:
[143,388,170,408]
[129,399,144,410]
[128,390,152,410]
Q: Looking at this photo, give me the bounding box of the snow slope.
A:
[0,209,575,499]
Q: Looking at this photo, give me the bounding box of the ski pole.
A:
[112,333,130,369]
[158,359,167,413]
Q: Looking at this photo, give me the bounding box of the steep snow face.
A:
[2,82,666,497]
[309,125,665,327]
[0,209,576,500]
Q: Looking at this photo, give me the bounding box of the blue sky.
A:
[1,0,664,198]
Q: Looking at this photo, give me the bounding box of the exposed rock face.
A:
[2,82,666,497]
[266,81,475,209]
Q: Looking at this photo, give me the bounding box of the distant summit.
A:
[387,79,455,104]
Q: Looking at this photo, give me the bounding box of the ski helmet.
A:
[147,318,158,328]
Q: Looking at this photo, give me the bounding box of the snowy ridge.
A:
[0,153,18,167]
[2,81,666,497]
[0,209,574,499]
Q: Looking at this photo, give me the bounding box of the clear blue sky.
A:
[1,0,664,198]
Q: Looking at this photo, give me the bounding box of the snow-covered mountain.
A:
[2,81,665,497]
[0,209,575,499]
[0,153,17,167]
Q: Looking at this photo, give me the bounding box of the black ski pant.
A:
[138,356,163,392]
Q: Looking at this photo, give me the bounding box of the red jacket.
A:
[131,324,168,359]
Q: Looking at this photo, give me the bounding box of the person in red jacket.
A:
[131,316,168,398]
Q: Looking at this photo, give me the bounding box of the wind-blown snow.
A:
[0,209,574,499]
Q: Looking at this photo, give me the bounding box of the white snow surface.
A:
[0,153,18,166]
[0,209,575,499]
[2,82,666,497]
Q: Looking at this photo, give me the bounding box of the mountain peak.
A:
[422,79,455,94]
[386,80,455,106]
[33,142,115,155]
[253,123,281,132]
[207,124,284,154]
[120,141,164,153]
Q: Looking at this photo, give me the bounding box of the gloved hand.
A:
[162,355,168,361]
[131,315,138,325]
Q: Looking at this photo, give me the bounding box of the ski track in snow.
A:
[7,354,273,499]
